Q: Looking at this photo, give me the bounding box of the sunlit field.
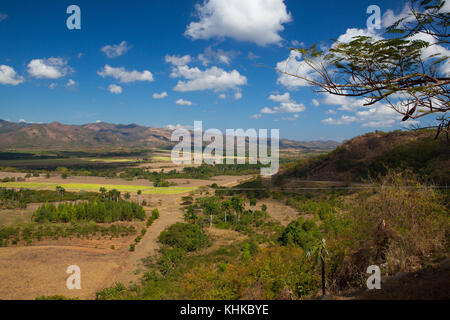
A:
[0,181,197,195]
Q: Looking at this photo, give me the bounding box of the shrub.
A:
[159,223,209,252]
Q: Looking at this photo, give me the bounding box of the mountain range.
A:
[0,120,340,150]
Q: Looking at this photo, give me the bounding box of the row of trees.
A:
[32,198,146,223]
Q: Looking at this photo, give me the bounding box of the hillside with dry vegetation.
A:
[275,129,450,185]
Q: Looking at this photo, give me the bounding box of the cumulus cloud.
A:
[165,55,192,66]
[234,91,243,100]
[0,65,24,85]
[250,114,263,119]
[176,98,193,106]
[259,92,305,116]
[101,41,131,58]
[98,65,154,83]
[153,91,168,99]
[49,83,57,90]
[269,92,291,103]
[218,93,226,99]
[108,84,123,94]
[185,0,292,46]
[170,64,247,92]
[27,57,71,79]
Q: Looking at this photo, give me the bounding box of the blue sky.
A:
[0,0,442,141]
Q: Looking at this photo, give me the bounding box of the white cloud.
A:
[276,51,317,89]
[167,123,193,130]
[153,91,168,99]
[260,92,305,114]
[248,52,259,60]
[198,46,236,66]
[98,65,154,83]
[108,84,123,94]
[165,55,192,66]
[66,79,76,88]
[101,41,131,58]
[0,13,7,22]
[250,114,263,119]
[291,40,304,47]
[49,83,57,90]
[312,98,319,107]
[18,118,26,123]
[325,109,336,115]
[170,64,247,92]
[218,93,226,99]
[234,91,243,100]
[262,101,305,113]
[0,65,24,85]
[322,115,358,125]
[185,0,292,46]
[335,27,382,44]
[269,92,291,103]
[27,57,71,79]
[96,120,102,123]
[176,98,193,106]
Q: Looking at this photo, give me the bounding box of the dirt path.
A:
[109,198,185,287]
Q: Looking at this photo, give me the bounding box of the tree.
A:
[279,0,449,139]
[99,187,107,199]
[307,238,329,297]
[55,186,65,199]
[231,197,244,223]
[137,190,142,204]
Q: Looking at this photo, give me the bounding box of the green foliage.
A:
[146,208,160,227]
[32,199,145,223]
[0,222,136,246]
[280,218,322,250]
[96,282,128,300]
[158,223,209,252]
[0,187,97,209]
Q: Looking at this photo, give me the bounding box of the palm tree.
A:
[307,238,329,297]
[222,200,232,223]
[231,197,244,223]
[99,187,106,199]
[56,186,65,200]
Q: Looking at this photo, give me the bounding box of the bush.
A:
[159,223,209,252]
[279,218,322,250]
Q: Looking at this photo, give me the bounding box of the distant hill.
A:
[276,129,450,185]
[0,120,339,151]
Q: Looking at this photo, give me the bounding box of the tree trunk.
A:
[321,256,326,297]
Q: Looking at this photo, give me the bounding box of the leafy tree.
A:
[280,0,449,138]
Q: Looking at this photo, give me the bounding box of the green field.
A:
[0,182,197,195]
